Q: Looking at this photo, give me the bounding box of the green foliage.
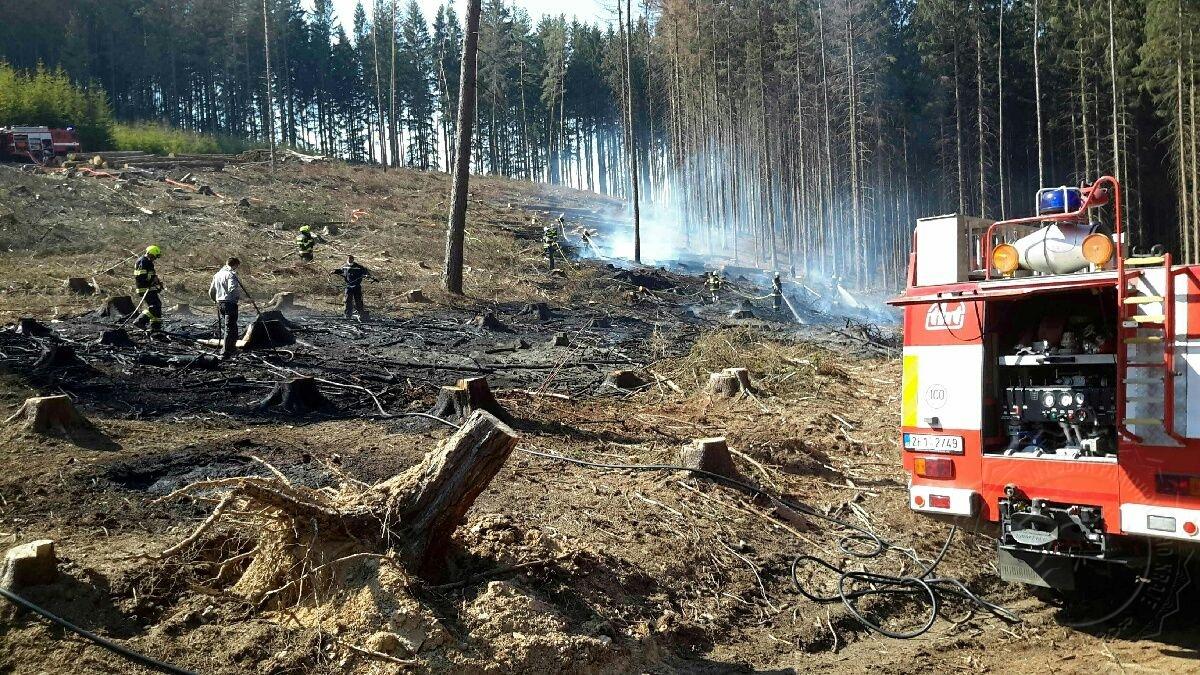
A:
[109,122,261,156]
[0,62,113,149]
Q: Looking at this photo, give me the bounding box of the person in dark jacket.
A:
[131,245,164,333]
[331,255,374,320]
[296,225,316,262]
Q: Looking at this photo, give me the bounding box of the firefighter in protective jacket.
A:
[772,272,783,312]
[331,255,374,320]
[132,245,164,333]
[705,271,723,303]
[542,225,559,270]
[296,225,316,262]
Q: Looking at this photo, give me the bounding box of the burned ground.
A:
[1,160,1197,673]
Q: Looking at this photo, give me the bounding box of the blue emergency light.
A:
[1038,186,1083,215]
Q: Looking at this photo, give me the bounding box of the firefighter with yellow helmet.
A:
[296,225,316,262]
[132,245,164,333]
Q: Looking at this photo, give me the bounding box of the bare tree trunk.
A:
[997,0,1006,218]
[1033,0,1044,186]
[443,0,482,295]
[262,0,275,170]
[1108,0,1120,177]
[371,4,387,172]
[975,0,985,216]
[622,0,642,263]
[390,0,399,167]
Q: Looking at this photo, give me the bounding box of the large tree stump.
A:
[429,377,512,425]
[167,302,197,317]
[405,289,428,303]
[258,377,332,414]
[678,437,742,482]
[13,318,51,337]
[706,368,754,398]
[728,299,756,320]
[100,295,136,318]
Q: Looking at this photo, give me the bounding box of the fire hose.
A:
[0,586,196,675]
[413,411,1020,639]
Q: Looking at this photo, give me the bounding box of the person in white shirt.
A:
[208,257,242,358]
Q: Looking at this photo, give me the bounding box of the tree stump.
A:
[521,302,552,321]
[5,391,94,432]
[678,437,742,482]
[474,310,510,332]
[549,332,570,348]
[728,299,755,320]
[100,295,136,318]
[64,277,95,295]
[0,540,58,590]
[264,292,296,313]
[241,310,296,349]
[406,289,428,303]
[429,377,513,425]
[167,302,196,317]
[97,328,135,347]
[323,224,339,236]
[13,318,51,337]
[34,344,86,370]
[706,368,753,398]
[602,370,649,392]
[258,377,332,414]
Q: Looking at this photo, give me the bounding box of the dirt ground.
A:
[1,159,1198,674]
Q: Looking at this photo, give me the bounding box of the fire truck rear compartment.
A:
[985,288,1120,461]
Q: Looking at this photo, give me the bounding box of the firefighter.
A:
[131,245,164,334]
[625,285,649,305]
[208,257,242,358]
[542,224,559,271]
[705,271,722,304]
[331,254,374,320]
[296,225,316,262]
[771,272,783,312]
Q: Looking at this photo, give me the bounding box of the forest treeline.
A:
[0,0,1198,286]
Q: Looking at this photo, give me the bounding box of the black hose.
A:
[0,585,197,675]
[514,445,1021,638]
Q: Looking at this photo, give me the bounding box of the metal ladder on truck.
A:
[1117,252,1180,443]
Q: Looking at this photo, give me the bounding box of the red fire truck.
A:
[891,176,1200,590]
[0,126,81,162]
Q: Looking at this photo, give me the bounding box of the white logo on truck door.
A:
[925,302,966,331]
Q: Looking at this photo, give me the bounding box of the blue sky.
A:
[325,0,618,33]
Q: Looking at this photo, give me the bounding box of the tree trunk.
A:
[442,0,482,295]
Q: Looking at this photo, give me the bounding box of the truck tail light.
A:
[914,457,954,479]
[1155,473,1200,497]
[928,494,952,509]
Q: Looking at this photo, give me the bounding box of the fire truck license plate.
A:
[903,434,963,453]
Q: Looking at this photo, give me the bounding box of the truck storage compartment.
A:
[984,289,1119,459]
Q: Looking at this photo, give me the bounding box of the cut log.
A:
[0,540,58,590]
[429,377,513,425]
[64,277,95,295]
[405,289,428,303]
[97,328,135,347]
[100,295,136,318]
[473,310,510,332]
[678,437,742,482]
[706,368,753,398]
[601,370,649,392]
[13,318,51,337]
[258,377,332,414]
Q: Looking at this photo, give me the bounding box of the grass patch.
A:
[110,122,261,155]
